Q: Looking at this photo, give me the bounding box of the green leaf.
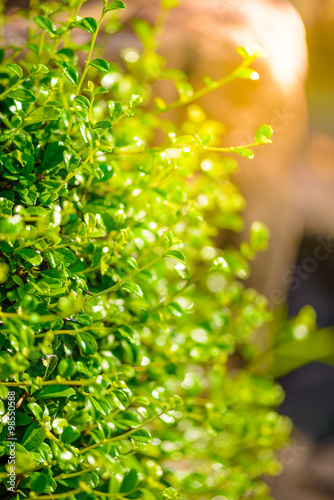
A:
[71,17,98,34]
[16,413,33,426]
[165,250,186,264]
[81,471,100,489]
[61,425,81,444]
[0,262,9,283]
[74,95,90,108]
[120,469,139,493]
[51,247,76,265]
[84,213,96,230]
[64,152,80,173]
[57,47,74,58]
[131,428,151,443]
[91,397,111,416]
[115,411,141,427]
[27,402,44,420]
[22,421,46,451]
[93,120,112,130]
[7,89,36,102]
[57,358,77,378]
[108,100,122,121]
[34,385,76,400]
[32,64,49,74]
[37,443,53,463]
[126,257,138,269]
[56,61,78,85]
[255,124,273,144]
[22,105,61,126]
[33,16,55,34]
[76,331,98,355]
[167,301,183,317]
[90,58,110,72]
[42,142,66,170]
[234,148,255,159]
[129,94,142,107]
[16,249,43,267]
[122,281,144,298]
[105,1,126,12]
[29,472,57,494]
[6,63,23,78]
[21,294,38,313]
[43,354,58,378]
[94,86,109,96]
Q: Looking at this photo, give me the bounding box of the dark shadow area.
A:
[280,236,334,441]
[288,236,334,328]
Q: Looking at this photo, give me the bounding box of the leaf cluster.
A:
[0,1,288,499]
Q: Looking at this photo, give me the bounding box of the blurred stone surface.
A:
[271,430,334,500]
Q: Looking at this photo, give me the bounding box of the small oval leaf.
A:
[34,385,76,400]
[90,58,110,72]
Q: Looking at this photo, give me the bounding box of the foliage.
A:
[0,1,291,499]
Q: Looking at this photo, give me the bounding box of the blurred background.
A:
[270,1,334,498]
[4,0,334,498]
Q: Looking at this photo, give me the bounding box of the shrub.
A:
[0,1,289,499]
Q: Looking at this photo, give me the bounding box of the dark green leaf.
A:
[120,469,139,493]
[76,331,98,355]
[29,472,57,494]
[22,421,46,451]
[16,413,33,426]
[61,425,81,443]
[42,142,66,170]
